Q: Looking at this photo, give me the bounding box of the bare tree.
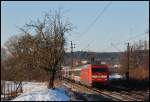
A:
[1,47,7,80]
[30,10,72,88]
[4,34,48,82]
[2,9,72,88]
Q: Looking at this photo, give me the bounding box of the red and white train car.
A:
[62,63,109,87]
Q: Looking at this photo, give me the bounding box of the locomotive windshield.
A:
[92,68,107,73]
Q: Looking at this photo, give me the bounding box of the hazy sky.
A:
[1,1,149,52]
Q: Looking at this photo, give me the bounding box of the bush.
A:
[129,67,149,80]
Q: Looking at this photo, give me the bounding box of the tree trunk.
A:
[48,71,53,89]
[48,65,56,89]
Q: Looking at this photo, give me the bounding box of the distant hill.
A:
[64,51,123,66]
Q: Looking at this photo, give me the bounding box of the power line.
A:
[71,1,146,53]
[106,33,147,52]
[110,43,122,52]
[80,32,147,52]
[108,32,148,52]
[70,2,112,53]
[74,1,112,40]
[112,32,148,46]
[74,1,112,52]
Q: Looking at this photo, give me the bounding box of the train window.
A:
[92,68,107,73]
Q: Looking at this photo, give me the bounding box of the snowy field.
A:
[8,82,70,101]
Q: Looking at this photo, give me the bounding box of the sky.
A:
[1,1,149,52]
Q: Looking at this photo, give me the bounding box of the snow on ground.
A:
[12,82,69,101]
[21,82,47,94]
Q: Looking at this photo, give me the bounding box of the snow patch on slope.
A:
[12,82,69,101]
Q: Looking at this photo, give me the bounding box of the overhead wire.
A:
[69,1,147,53]
[79,32,148,52]
[75,1,112,51]
[106,32,148,52]
[75,1,112,41]
[112,32,148,46]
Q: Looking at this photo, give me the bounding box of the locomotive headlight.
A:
[92,75,107,78]
[92,75,98,78]
[101,75,107,78]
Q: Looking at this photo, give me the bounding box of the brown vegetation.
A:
[129,68,149,80]
[119,40,149,80]
[1,9,72,89]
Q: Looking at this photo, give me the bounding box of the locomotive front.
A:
[92,64,109,86]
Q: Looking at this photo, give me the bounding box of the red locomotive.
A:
[61,63,109,87]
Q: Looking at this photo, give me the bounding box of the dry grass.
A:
[129,68,149,80]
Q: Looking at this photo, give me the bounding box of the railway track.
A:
[108,85,149,101]
[96,86,148,101]
[60,78,148,101]
[92,88,136,101]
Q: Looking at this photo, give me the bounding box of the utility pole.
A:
[144,36,147,50]
[126,42,130,81]
[70,41,75,69]
[70,41,75,83]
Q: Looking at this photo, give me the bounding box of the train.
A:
[61,63,109,87]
